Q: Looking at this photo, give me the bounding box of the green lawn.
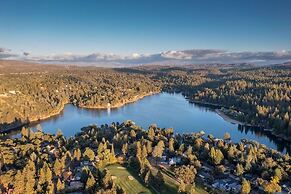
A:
[105,164,156,194]
[105,164,208,194]
[186,184,209,194]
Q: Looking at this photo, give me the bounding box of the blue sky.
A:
[1,0,291,56]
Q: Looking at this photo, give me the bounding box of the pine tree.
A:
[13,170,25,193]
[98,142,105,156]
[235,163,244,176]
[178,180,186,193]
[84,147,95,161]
[86,170,96,192]
[46,180,55,194]
[21,127,29,139]
[187,146,193,157]
[188,185,196,194]
[241,178,251,194]
[102,169,112,189]
[223,132,231,141]
[263,176,282,194]
[146,141,153,155]
[56,129,63,138]
[111,144,115,156]
[274,168,282,180]
[122,143,128,156]
[73,148,82,161]
[65,150,72,166]
[39,162,52,186]
[153,140,165,161]
[142,144,148,160]
[54,159,64,177]
[209,147,224,165]
[136,141,142,159]
[148,128,155,141]
[23,160,36,194]
[109,144,117,164]
[169,138,175,152]
[56,178,65,194]
[130,130,136,139]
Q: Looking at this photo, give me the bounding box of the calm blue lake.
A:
[29,93,290,153]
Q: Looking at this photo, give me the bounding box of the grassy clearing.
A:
[186,184,209,194]
[105,164,156,194]
[162,173,179,193]
[105,164,208,194]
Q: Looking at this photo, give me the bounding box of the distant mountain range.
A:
[1,47,291,67]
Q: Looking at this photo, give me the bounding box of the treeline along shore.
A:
[0,121,290,193]
[0,91,159,134]
[0,60,290,142]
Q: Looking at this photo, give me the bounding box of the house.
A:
[72,171,82,181]
[66,181,84,192]
[198,171,211,181]
[169,157,181,165]
[212,180,229,191]
[81,161,90,167]
[201,165,213,172]
[212,179,241,193]
[80,161,95,171]
[161,155,167,162]
[229,182,241,193]
[282,184,291,194]
[8,91,16,95]
[229,173,240,181]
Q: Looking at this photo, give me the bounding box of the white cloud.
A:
[131,53,141,59]
[1,46,291,66]
[161,50,193,60]
[0,47,17,59]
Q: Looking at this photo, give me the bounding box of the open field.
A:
[106,164,208,194]
[105,164,156,194]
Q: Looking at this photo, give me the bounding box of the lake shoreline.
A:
[214,109,244,125]
[2,92,291,144]
[78,91,160,109]
[190,99,291,142]
[0,91,160,134]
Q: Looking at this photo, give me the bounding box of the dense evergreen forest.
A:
[0,121,290,193]
[0,61,291,193]
[0,61,161,130]
[0,60,290,140]
[138,63,291,140]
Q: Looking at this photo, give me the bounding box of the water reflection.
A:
[237,125,290,153]
[6,92,290,154]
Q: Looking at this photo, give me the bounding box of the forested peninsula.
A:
[0,60,290,140]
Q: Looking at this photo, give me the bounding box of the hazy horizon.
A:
[1,0,291,65]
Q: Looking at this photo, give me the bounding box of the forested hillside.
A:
[0,61,160,128]
[0,60,290,140]
[153,64,291,140]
